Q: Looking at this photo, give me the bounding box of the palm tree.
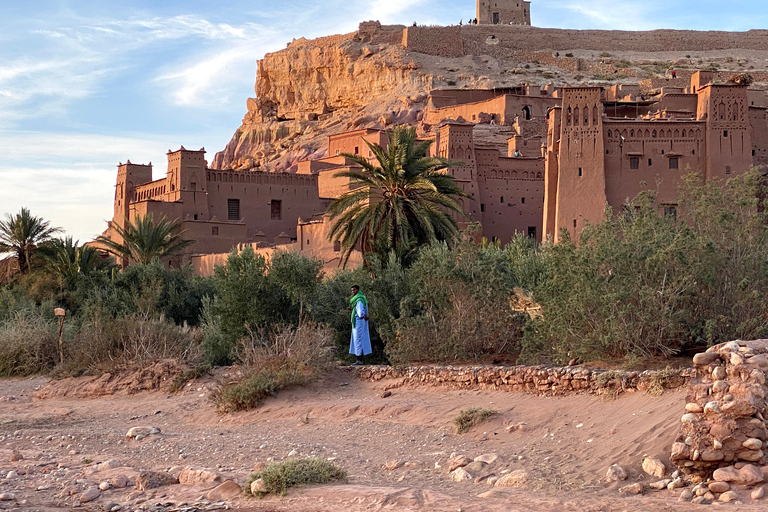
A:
[327,126,469,266]
[0,208,61,274]
[96,213,194,266]
[42,237,115,286]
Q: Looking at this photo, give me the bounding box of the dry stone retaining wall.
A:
[671,339,768,476]
[352,364,692,396]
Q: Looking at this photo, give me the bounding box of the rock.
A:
[708,481,730,493]
[104,504,121,512]
[679,489,693,501]
[649,479,672,490]
[206,480,242,501]
[110,475,129,489]
[744,438,763,450]
[668,477,686,490]
[250,478,268,494]
[642,457,666,478]
[98,459,121,471]
[474,454,499,464]
[80,487,100,503]
[447,456,473,472]
[738,464,765,485]
[486,476,498,486]
[681,413,698,424]
[98,481,110,491]
[178,466,224,486]
[713,466,740,482]
[505,422,527,432]
[618,483,644,494]
[451,467,472,482]
[0,493,14,501]
[125,427,160,439]
[691,496,710,505]
[5,471,17,479]
[700,449,724,461]
[752,486,765,500]
[384,460,403,471]
[719,491,738,502]
[474,473,496,484]
[605,464,628,482]
[713,366,727,380]
[694,352,721,365]
[685,403,703,413]
[738,449,764,461]
[712,381,729,393]
[494,469,528,487]
[252,461,266,473]
[703,491,715,500]
[695,485,709,496]
[135,471,178,491]
[703,401,721,414]
[9,450,22,462]
[380,391,392,398]
[463,461,488,473]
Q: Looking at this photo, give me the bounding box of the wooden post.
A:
[54,308,66,365]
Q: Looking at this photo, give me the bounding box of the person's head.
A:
[351,285,360,295]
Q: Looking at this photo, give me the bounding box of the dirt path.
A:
[0,369,762,511]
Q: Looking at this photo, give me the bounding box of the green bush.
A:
[247,457,347,496]
[0,309,60,376]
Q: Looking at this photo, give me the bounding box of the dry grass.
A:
[246,457,347,496]
[454,408,498,434]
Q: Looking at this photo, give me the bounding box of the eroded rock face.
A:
[671,339,768,477]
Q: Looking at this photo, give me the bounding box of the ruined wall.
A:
[425,94,557,127]
[352,364,693,396]
[402,26,463,58]
[671,339,768,477]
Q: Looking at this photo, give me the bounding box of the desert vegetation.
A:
[2,171,768,408]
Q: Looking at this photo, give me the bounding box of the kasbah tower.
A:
[105,0,765,273]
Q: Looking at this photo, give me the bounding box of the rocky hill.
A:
[212,22,768,172]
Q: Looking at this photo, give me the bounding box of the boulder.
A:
[752,486,765,500]
[463,461,488,473]
[679,489,693,501]
[605,464,628,482]
[250,478,268,494]
[451,467,472,482]
[649,479,672,490]
[206,480,242,501]
[642,457,666,478]
[384,460,403,471]
[494,469,528,487]
[0,493,15,501]
[80,487,100,503]
[178,466,223,486]
[110,474,130,489]
[447,456,472,472]
[708,481,730,493]
[474,454,499,464]
[719,490,738,502]
[135,471,178,491]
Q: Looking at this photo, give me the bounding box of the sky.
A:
[2,0,768,242]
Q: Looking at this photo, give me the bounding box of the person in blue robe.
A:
[348,285,372,365]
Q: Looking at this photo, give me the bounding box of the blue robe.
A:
[349,300,372,356]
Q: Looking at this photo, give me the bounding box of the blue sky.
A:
[1,0,767,242]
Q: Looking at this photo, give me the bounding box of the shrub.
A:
[246,457,347,496]
[0,309,59,376]
[454,408,497,433]
[212,322,334,412]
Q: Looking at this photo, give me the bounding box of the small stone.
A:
[447,456,473,472]
[80,487,100,503]
[0,493,15,501]
[287,449,298,457]
[737,449,764,462]
[206,480,241,501]
[703,401,721,414]
[9,450,22,462]
[135,471,178,491]
[708,481,730,493]
[451,467,472,482]
[744,438,763,450]
[104,504,121,512]
[712,381,729,393]
[252,461,266,473]
[679,489,693,501]
[752,486,765,500]
[474,473,496,484]
[250,478,267,494]
[384,460,403,471]
[618,483,644,494]
[178,466,223,485]
[685,403,703,413]
[494,469,528,487]
[695,486,709,496]
[649,479,672,490]
[681,413,698,424]
[380,391,392,398]
[713,366,727,380]
[703,491,715,500]
[668,477,686,490]
[713,466,740,482]
[693,352,721,365]
[719,491,738,502]
[110,475,129,489]
[606,464,628,482]
[474,454,499,464]
[691,496,709,505]
[642,457,666,478]
[98,481,110,491]
[5,471,17,479]
[463,461,488,473]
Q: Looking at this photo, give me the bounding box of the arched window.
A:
[652,130,657,138]
[630,130,635,138]
[681,130,686,137]
[607,130,612,138]
[674,129,679,138]
[592,106,598,124]
[567,106,572,126]
[536,171,542,179]
[645,129,650,138]
[522,105,531,120]
[573,107,580,126]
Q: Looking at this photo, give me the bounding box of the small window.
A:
[480,203,485,212]
[573,219,577,228]
[648,158,652,166]
[335,149,340,155]
[354,146,359,155]
[726,166,732,175]
[669,157,679,170]
[753,150,756,156]
[500,196,504,203]
[724,130,728,137]
[664,205,677,220]
[227,199,240,220]
[578,167,583,177]
[270,200,282,220]
[333,241,341,252]
[194,214,198,220]
[630,157,639,169]
[190,182,197,191]
[692,150,695,155]
[521,197,525,204]
[307,239,311,245]
[528,226,537,239]
[212,226,219,236]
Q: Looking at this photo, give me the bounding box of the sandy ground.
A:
[0,368,764,511]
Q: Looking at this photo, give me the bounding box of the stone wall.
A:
[401,25,768,58]
[351,364,693,396]
[671,339,768,476]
